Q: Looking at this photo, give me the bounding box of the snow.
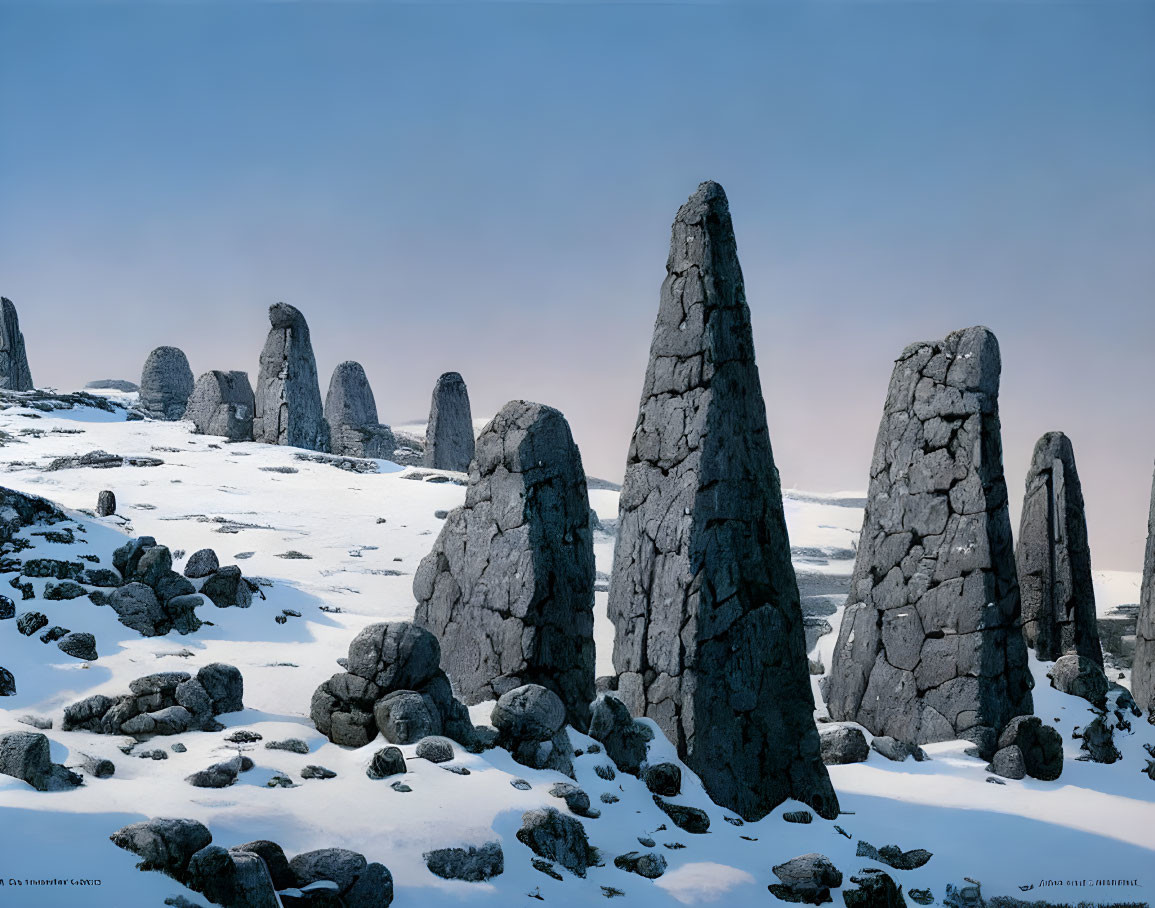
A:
[1,396,1153,907]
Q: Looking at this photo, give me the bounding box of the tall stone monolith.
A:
[1133,464,1155,716]
[139,347,194,420]
[424,372,474,471]
[414,400,595,727]
[0,298,33,391]
[825,326,1033,757]
[324,361,395,459]
[1015,432,1102,666]
[607,181,837,822]
[253,303,329,452]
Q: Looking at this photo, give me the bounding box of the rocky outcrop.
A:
[1015,432,1102,665]
[310,621,474,748]
[423,371,474,471]
[139,347,194,420]
[324,361,395,459]
[607,181,836,822]
[825,326,1033,758]
[1134,463,1155,717]
[185,371,255,441]
[253,302,329,452]
[0,298,33,391]
[414,400,595,726]
[108,538,206,635]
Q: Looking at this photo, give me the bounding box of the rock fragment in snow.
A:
[769,853,843,905]
[586,694,650,775]
[1047,653,1109,707]
[516,807,597,878]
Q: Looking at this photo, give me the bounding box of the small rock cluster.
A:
[110,817,392,907]
[986,716,1063,782]
[311,621,474,748]
[63,665,243,736]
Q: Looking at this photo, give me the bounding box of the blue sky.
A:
[1,1,1153,570]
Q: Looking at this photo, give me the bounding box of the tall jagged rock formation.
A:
[324,361,395,459]
[1133,464,1155,716]
[139,347,194,420]
[1015,432,1102,665]
[185,371,255,442]
[253,303,329,452]
[825,327,1033,757]
[414,400,595,727]
[0,298,33,391]
[424,372,474,471]
[606,181,837,822]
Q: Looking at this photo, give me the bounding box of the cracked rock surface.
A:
[607,181,837,822]
[185,370,255,442]
[1132,463,1155,716]
[825,326,1033,757]
[1015,431,1102,665]
[423,371,474,471]
[324,360,395,459]
[253,302,329,452]
[0,297,33,391]
[139,346,194,421]
[414,400,594,727]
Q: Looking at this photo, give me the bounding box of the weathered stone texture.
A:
[185,371,255,442]
[1132,463,1155,716]
[324,361,395,459]
[1016,432,1102,665]
[414,400,594,726]
[0,297,33,391]
[607,181,837,822]
[825,326,1033,756]
[139,346,194,420]
[253,303,329,451]
[423,372,474,471]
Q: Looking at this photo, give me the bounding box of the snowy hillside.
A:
[1,392,1152,908]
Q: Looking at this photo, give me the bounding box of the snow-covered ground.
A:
[1,394,1152,907]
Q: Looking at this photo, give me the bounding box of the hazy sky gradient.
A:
[2,2,1153,573]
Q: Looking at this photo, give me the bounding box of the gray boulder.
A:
[231,841,294,891]
[109,817,212,879]
[652,795,710,834]
[290,848,366,892]
[844,869,907,908]
[366,746,407,779]
[0,732,81,791]
[614,851,667,879]
[0,297,33,391]
[819,725,869,765]
[187,845,279,908]
[826,326,1033,759]
[587,693,650,775]
[870,736,928,763]
[184,548,220,579]
[998,716,1062,781]
[324,361,395,459]
[607,182,835,822]
[253,302,329,451]
[0,666,13,696]
[185,370,255,441]
[423,371,474,471]
[1016,432,1103,665]
[1048,653,1109,707]
[416,736,455,763]
[491,684,573,777]
[200,565,252,608]
[96,490,117,517]
[987,744,1026,779]
[139,346,194,420]
[415,400,595,726]
[57,632,97,661]
[424,842,504,882]
[1132,462,1155,717]
[643,762,681,797]
[516,807,596,877]
[770,853,843,904]
[197,663,244,715]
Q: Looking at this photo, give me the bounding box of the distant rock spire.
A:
[139,346,194,420]
[423,372,474,471]
[1015,432,1102,665]
[825,326,1034,758]
[607,181,838,822]
[253,303,329,452]
[324,361,395,459]
[0,297,34,391]
[1133,463,1155,716]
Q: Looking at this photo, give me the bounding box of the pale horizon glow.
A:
[1,1,1152,573]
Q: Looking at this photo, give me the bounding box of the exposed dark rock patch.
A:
[415,400,595,726]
